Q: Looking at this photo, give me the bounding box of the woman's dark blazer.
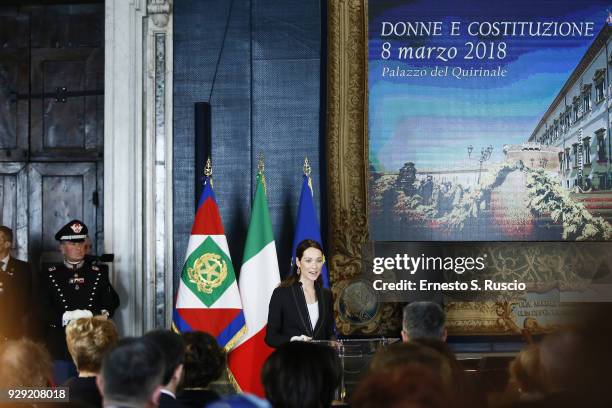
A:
[265,282,334,348]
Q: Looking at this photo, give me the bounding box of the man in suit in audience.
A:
[401,301,447,342]
[0,226,33,340]
[98,337,164,408]
[144,330,186,408]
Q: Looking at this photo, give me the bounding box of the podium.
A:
[311,338,400,401]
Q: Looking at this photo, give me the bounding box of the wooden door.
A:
[0,3,104,268]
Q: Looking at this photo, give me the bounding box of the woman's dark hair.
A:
[351,365,450,408]
[280,239,324,287]
[181,331,226,388]
[261,342,341,408]
[143,330,185,385]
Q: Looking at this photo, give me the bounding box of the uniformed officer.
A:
[39,219,120,384]
[0,226,32,340]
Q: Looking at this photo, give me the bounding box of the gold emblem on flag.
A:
[187,253,228,294]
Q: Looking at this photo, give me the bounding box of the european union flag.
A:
[291,174,329,287]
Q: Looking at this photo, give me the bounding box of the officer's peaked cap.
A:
[55,219,88,242]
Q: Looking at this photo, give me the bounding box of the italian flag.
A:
[173,176,246,351]
[228,172,280,396]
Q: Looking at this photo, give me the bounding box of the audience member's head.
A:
[181,331,226,389]
[66,317,119,375]
[98,337,164,408]
[508,344,544,399]
[143,330,185,392]
[402,301,447,342]
[370,342,453,388]
[0,339,52,388]
[412,338,461,372]
[503,323,612,407]
[412,337,485,408]
[539,327,586,394]
[575,304,612,402]
[352,364,451,408]
[0,226,13,243]
[262,341,341,408]
[0,226,13,258]
[515,305,612,407]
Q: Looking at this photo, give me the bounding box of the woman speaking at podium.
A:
[265,239,335,348]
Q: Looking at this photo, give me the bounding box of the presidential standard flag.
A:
[228,170,280,396]
[291,163,329,287]
[172,173,246,351]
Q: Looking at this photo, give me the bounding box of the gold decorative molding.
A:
[445,301,521,336]
[326,0,368,212]
[326,0,401,335]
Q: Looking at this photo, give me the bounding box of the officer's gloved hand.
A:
[290,335,312,342]
[62,309,93,326]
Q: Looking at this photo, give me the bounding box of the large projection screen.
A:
[368,1,612,242]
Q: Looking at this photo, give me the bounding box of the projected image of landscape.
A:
[368,0,612,241]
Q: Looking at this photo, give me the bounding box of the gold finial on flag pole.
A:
[258,153,265,175]
[258,153,267,194]
[204,157,213,177]
[303,156,311,177]
[204,157,213,188]
[303,156,313,192]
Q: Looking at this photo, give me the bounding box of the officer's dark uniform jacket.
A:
[39,260,119,360]
[0,257,32,340]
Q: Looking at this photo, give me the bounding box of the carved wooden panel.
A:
[29,4,103,50]
[28,4,104,161]
[29,163,98,266]
[0,162,27,261]
[29,49,103,160]
[0,9,28,161]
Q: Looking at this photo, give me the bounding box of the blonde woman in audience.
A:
[65,317,119,408]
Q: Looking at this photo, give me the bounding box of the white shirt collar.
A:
[160,389,176,399]
[0,255,9,271]
[64,259,85,270]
